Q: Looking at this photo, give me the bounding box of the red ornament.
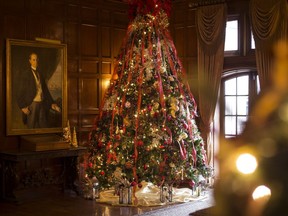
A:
[137,140,144,146]
[131,181,137,186]
[147,104,152,111]
[183,122,189,130]
[138,183,143,188]
[189,180,195,188]
[115,134,121,140]
[100,171,105,176]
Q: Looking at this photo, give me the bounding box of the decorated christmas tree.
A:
[86,0,209,190]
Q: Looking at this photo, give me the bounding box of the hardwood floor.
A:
[0,186,214,216]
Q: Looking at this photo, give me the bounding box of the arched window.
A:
[220,70,259,138]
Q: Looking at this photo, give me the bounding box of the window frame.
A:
[220,70,258,139]
[224,15,241,56]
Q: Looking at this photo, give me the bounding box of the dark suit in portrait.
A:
[17,53,60,128]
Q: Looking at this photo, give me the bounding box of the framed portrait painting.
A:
[6,38,67,135]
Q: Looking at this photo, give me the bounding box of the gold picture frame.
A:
[6,38,67,135]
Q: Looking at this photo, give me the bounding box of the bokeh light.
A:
[252,185,271,200]
[236,153,258,174]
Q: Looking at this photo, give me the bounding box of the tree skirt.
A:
[96,181,208,206]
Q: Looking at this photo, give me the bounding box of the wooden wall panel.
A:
[68,78,79,110]
[113,11,128,26]
[174,27,185,58]
[81,60,99,74]
[42,17,64,41]
[67,23,78,56]
[68,114,79,130]
[80,79,99,110]
[81,7,98,25]
[81,114,95,129]
[100,10,111,24]
[101,61,112,74]
[4,15,26,39]
[44,1,65,18]
[67,58,78,74]
[3,0,25,12]
[80,24,98,56]
[113,28,126,57]
[173,9,186,24]
[26,16,43,39]
[187,27,197,57]
[67,4,79,22]
[170,3,199,104]
[26,0,43,14]
[186,59,199,98]
[101,27,111,58]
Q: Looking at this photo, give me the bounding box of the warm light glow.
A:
[236,153,257,174]
[103,79,110,90]
[252,185,271,200]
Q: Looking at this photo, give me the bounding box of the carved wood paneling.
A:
[26,15,42,39]
[3,0,25,13]
[80,114,96,129]
[187,26,197,57]
[113,28,126,57]
[67,4,79,22]
[101,61,112,74]
[174,27,185,57]
[68,78,79,110]
[100,10,111,24]
[68,114,79,129]
[187,9,196,24]
[67,58,78,74]
[81,60,99,74]
[81,6,98,25]
[80,78,99,110]
[113,11,128,26]
[42,17,64,41]
[101,27,111,58]
[80,24,98,56]
[44,1,65,18]
[67,23,79,56]
[4,15,26,39]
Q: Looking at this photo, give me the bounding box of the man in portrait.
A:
[17,52,61,129]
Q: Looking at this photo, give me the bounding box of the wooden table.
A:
[0,147,87,202]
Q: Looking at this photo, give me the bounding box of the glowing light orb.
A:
[236,153,257,174]
[252,185,271,200]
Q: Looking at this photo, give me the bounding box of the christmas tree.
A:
[86,0,209,190]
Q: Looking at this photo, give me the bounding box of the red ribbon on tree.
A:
[128,0,172,21]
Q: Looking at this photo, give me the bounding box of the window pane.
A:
[237,116,247,134]
[225,135,236,139]
[251,32,255,49]
[225,96,236,115]
[225,78,236,95]
[257,75,260,93]
[225,20,238,51]
[225,116,236,135]
[237,76,249,95]
[237,96,248,115]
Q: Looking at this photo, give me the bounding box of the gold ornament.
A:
[63,120,71,144]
